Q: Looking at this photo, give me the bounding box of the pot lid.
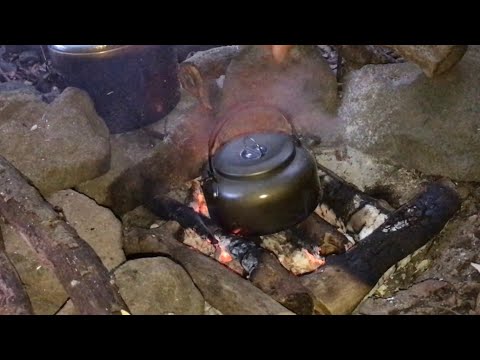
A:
[48,45,126,54]
[212,132,296,178]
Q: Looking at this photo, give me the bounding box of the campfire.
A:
[141,160,460,314]
[0,45,468,315]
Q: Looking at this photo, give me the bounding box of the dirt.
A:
[0,45,66,103]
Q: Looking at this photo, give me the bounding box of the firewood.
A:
[316,164,394,241]
[0,156,129,315]
[290,213,351,256]
[0,229,33,315]
[144,195,315,314]
[302,179,461,314]
[123,227,294,315]
[249,249,315,315]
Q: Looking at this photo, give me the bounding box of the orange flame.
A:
[218,246,233,264]
[231,228,242,235]
[191,184,210,218]
[302,249,325,268]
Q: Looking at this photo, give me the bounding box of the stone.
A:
[0,81,41,97]
[18,50,41,66]
[384,45,468,77]
[0,87,111,195]
[55,299,77,315]
[113,257,205,315]
[1,223,68,315]
[75,128,166,214]
[121,206,161,229]
[75,89,213,215]
[313,146,424,208]
[0,59,17,74]
[220,45,343,147]
[46,189,126,271]
[341,46,480,182]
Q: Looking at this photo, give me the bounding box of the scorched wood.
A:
[0,156,129,315]
[302,179,461,314]
[145,194,315,314]
[0,229,33,315]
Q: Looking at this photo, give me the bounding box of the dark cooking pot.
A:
[48,45,180,134]
[202,104,321,236]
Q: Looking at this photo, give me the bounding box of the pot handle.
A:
[207,102,300,177]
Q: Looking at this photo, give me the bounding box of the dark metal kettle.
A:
[201,103,321,236]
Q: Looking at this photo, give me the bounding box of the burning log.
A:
[0,156,129,315]
[123,226,295,315]
[302,179,461,314]
[249,249,315,315]
[291,214,351,256]
[383,45,468,78]
[178,46,241,110]
[260,232,326,275]
[317,164,394,241]
[145,194,315,314]
[0,229,33,315]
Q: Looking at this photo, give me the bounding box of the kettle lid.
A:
[212,132,296,178]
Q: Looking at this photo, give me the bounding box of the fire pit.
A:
[0,45,468,315]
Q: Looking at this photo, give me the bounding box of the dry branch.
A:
[0,156,129,315]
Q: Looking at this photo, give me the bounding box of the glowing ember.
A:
[261,232,326,275]
[302,249,325,268]
[187,179,327,276]
[217,247,233,264]
[190,180,210,217]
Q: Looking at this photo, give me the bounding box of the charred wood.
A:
[302,179,461,314]
[145,195,314,314]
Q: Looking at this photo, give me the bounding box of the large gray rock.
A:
[46,189,126,271]
[341,46,480,182]
[1,223,68,315]
[0,87,111,195]
[114,257,205,315]
[75,129,165,212]
[384,45,468,77]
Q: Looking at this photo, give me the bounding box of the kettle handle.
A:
[207,102,300,177]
